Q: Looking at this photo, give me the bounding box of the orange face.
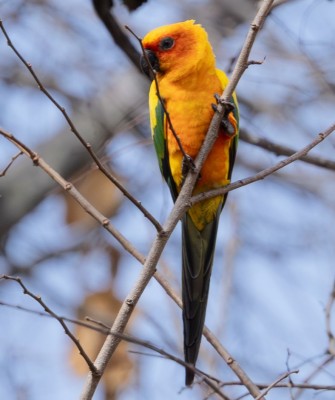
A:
[141,20,209,77]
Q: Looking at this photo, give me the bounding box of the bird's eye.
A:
[159,37,175,51]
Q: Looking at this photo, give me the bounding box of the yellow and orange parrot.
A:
[141,20,239,385]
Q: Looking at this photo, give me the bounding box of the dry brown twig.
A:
[325,279,335,355]
[0,150,23,176]
[0,275,98,374]
[254,370,299,400]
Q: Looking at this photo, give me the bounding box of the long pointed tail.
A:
[182,211,220,386]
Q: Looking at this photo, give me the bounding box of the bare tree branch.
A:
[3,298,335,395]
[0,127,256,393]
[0,128,145,264]
[192,122,335,205]
[0,275,98,375]
[326,279,335,355]
[0,19,162,232]
[255,370,299,400]
[0,151,23,176]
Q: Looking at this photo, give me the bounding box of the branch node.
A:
[126,298,135,307]
[247,56,266,66]
[31,154,39,165]
[251,23,259,32]
[158,230,168,239]
[102,218,110,227]
[64,183,72,191]
[227,356,235,365]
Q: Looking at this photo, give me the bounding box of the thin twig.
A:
[0,300,109,335]
[255,370,299,400]
[240,129,335,171]
[325,279,335,355]
[220,380,335,391]
[292,355,334,400]
[0,151,23,176]
[0,19,162,232]
[0,275,98,375]
[191,122,335,205]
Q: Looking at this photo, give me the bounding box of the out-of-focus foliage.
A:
[1,0,335,399]
[69,290,135,399]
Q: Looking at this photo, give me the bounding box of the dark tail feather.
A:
[182,211,220,386]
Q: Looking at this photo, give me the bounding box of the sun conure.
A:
[141,20,239,385]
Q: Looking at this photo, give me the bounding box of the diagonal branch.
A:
[0,151,23,176]
[255,370,299,400]
[191,122,335,205]
[0,128,145,264]
[0,275,98,375]
[0,19,162,232]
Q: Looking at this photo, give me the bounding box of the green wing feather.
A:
[150,90,178,201]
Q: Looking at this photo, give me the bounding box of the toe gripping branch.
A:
[212,94,236,137]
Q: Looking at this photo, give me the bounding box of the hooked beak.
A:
[140,49,160,78]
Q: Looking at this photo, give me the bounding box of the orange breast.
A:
[165,84,233,193]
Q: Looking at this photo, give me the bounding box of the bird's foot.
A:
[212,94,236,137]
[181,154,196,186]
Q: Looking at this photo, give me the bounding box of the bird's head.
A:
[141,20,215,81]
